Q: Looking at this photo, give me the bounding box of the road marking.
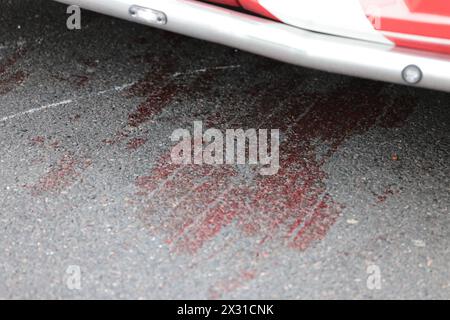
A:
[172,65,241,78]
[96,82,136,95]
[0,82,136,123]
[0,65,239,124]
[0,100,73,123]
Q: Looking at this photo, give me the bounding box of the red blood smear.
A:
[30,136,46,146]
[208,269,257,299]
[0,47,26,74]
[126,138,147,151]
[27,154,91,196]
[376,188,397,203]
[0,48,28,95]
[73,75,89,88]
[135,76,415,255]
[107,54,230,149]
[126,59,179,127]
[0,70,27,95]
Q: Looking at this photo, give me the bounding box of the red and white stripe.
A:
[205,0,450,54]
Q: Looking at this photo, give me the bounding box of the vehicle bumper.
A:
[55,0,450,92]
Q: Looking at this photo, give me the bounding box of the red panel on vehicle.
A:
[405,0,450,16]
[386,35,450,55]
[237,0,278,20]
[361,0,450,54]
[378,17,450,40]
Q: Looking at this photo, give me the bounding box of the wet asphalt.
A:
[0,0,449,299]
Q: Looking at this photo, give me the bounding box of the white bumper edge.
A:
[55,0,450,92]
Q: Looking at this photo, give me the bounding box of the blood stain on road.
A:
[0,47,28,95]
[51,73,90,89]
[126,59,182,128]
[100,58,181,147]
[25,153,92,196]
[30,136,46,146]
[133,76,415,255]
[375,187,400,203]
[127,137,147,151]
[104,56,229,149]
[208,270,257,299]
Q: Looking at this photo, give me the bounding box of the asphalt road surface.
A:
[0,0,449,299]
